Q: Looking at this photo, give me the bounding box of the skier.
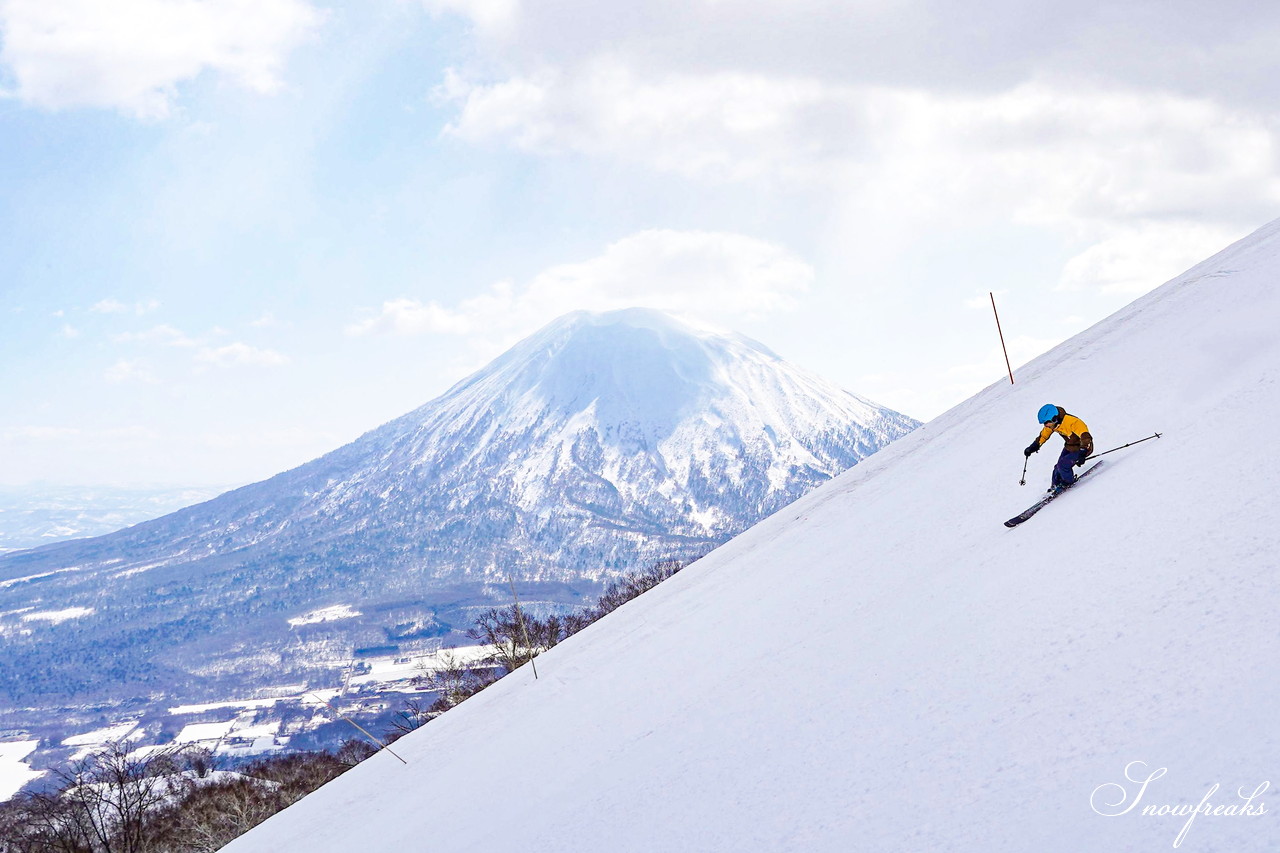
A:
[1024,404,1094,494]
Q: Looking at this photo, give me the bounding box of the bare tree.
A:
[467,606,529,672]
[240,752,348,807]
[61,740,195,853]
[1,787,94,853]
[334,738,378,767]
[467,606,565,672]
[145,776,281,853]
[415,648,496,711]
[176,747,218,780]
[386,698,432,741]
[0,740,194,853]
[1,741,378,853]
[591,560,684,619]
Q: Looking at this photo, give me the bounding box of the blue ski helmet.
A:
[1037,404,1059,424]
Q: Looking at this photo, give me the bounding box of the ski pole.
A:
[1084,432,1162,461]
[1019,455,1029,486]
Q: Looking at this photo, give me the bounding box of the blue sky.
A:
[3,0,1278,487]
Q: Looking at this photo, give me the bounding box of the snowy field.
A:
[61,722,139,747]
[347,645,490,686]
[20,606,94,624]
[0,740,43,800]
[63,722,141,759]
[287,604,362,627]
[226,221,1280,852]
[0,643,497,801]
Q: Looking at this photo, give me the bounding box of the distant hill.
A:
[0,485,225,553]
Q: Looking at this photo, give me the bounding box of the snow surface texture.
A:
[226,221,1280,852]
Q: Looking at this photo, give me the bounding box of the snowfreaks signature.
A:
[1091,761,1269,848]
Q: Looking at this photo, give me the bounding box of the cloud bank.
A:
[349,229,813,339]
[0,0,323,118]
[430,0,1280,294]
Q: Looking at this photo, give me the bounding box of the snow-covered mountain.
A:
[224,220,1280,853]
[0,308,915,709]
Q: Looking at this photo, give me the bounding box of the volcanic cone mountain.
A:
[0,308,916,708]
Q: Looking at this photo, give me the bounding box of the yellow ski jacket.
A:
[1034,407,1094,455]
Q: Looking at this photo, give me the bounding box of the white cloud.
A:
[0,0,323,119]
[105,359,157,384]
[111,326,290,370]
[113,324,200,347]
[441,64,848,183]
[1,426,81,441]
[424,0,1280,111]
[421,0,519,40]
[433,3,1280,298]
[442,69,1280,295]
[816,84,1277,294]
[443,69,1280,226]
[348,229,813,338]
[58,323,80,338]
[91,298,161,315]
[348,298,479,336]
[195,342,289,367]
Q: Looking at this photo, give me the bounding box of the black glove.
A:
[1024,441,1040,458]
[1074,454,1088,467]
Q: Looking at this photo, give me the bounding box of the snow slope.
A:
[225,222,1280,852]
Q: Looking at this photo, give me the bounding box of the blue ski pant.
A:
[1053,448,1087,489]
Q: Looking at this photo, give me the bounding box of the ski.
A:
[1004,461,1105,528]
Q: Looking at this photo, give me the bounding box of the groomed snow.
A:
[225,220,1280,852]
